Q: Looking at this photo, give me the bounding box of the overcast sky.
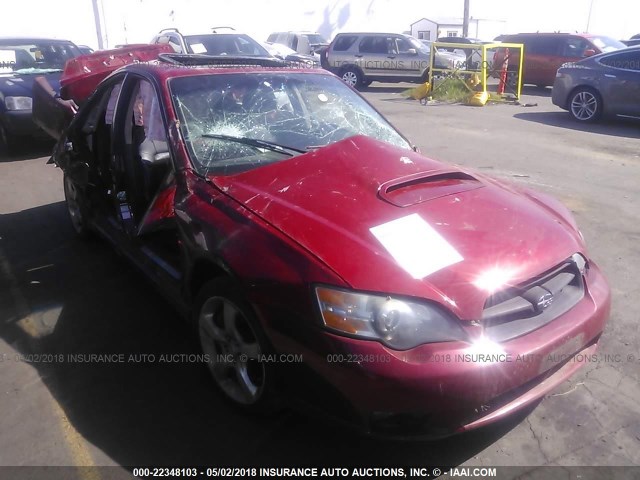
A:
[5,0,639,49]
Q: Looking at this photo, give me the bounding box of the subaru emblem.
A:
[536,293,554,311]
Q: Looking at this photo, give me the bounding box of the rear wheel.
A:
[569,87,602,122]
[341,67,363,89]
[195,278,279,412]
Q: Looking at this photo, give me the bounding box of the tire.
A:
[568,87,602,122]
[194,278,279,413]
[0,123,16,159]
[63,174,93,239]
[341,67,363,89]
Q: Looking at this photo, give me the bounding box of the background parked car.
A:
[552,46,640,122]
[621,38,640,47]
[262,42,319,66]
[0,37,81,154]
[420,40,467,71]
[493,33,626,87]
[434,36,494,70]
[435,36,485,52]
[266,31,328,56]
[324,32,442,88]
[151,27,271,57]
[77,45,94,55]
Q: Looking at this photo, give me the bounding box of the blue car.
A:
[0,37,81,154]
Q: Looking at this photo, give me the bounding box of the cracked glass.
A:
[169,72,411,176]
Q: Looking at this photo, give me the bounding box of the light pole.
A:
[463,0,470,37]
[91,0,104,49]
[586,0,594,32]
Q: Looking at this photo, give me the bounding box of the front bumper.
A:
[307,261,611,438]
[552,74,572,110]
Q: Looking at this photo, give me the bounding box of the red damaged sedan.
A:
[48,53,610,438]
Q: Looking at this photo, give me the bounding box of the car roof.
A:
[504,32,600,38]
[0,37,77,44]
[118,58,328,82]
[334,32,409,36]
[271,31,323,35]
[155,27,252,37]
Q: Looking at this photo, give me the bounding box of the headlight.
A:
[5,96,33,111]
[572,253,589,276]
[315,286,466,350]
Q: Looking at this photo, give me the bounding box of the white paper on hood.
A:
[370,213,463,279]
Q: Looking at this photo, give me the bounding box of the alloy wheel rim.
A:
[199,297,264,405]
[65,178,83,232]
[342,71,358,87]
[570,91,597,120]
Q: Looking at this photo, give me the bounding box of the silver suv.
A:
[151,27,270,57]
[325,32,454,88]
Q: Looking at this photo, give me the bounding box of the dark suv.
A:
[0,37,81,154]
[494,33,626,87]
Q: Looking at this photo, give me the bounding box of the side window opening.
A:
[395,38,411,54]
[561,38,590,57]
[168,35,183,53]
[333,35,357,52]
[74,79,124,190]
[599,51,640,70]
[120,78,171,222]
[359,36,388,54]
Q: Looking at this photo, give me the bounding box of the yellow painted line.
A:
[49,398,101,476]
[0,246,100,478]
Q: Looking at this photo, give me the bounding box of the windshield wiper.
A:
[201,134,306,155]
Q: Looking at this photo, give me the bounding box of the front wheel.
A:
[195,279,279,412]
[0,123,16,159]
[63,174,92,239]
[569,88,602,122]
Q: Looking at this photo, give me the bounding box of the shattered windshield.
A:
[170,72,411,176]
[0,42,80,74]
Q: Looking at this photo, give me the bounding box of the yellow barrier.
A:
[428,41,525,102]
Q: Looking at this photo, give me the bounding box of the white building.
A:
[410,17,507,41]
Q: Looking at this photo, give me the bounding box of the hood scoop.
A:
[378,169,483,207]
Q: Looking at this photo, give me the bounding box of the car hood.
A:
[214,136,584,320]
[0,72,61,98]
[285,53,319,65]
